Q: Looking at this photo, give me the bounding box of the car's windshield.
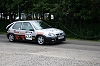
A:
[32,21,52,30]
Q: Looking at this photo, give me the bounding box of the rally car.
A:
[6,20,66,44]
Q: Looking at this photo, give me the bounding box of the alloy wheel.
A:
[9,34,15,42]
[37,36,45,44]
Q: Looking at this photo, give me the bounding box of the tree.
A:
[0,0,100,23]
[67,0,100,23]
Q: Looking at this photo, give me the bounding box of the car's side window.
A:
[12,22,22,29]
[22,22,33,30]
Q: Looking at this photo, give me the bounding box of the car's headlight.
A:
[63,32,66,35]
[48,33,55,37]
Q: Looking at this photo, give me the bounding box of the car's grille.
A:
[56,33,63,36]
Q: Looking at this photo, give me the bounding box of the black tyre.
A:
[8,34,15,42]
[37,36,45,44]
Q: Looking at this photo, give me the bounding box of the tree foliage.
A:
[0,0,100,22]
[0,0,100,39]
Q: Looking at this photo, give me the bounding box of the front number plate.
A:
[58,36,64,39]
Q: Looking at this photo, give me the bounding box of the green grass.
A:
[0,32,6,34]
[67,38,100,42]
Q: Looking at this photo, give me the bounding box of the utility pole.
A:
[18,1,21,21]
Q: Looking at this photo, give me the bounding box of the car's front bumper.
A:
[45,35,66,43]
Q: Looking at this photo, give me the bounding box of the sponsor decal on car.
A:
[36,32,44,35]
[14,30,19,34]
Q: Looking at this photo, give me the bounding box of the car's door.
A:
[12,22,22,34]
[20,22,34,40]
[11,22,22,40]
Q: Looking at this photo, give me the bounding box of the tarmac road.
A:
[0,34,100,66]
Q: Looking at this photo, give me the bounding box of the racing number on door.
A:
[25,31,32,40]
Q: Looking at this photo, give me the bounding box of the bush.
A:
[46,20,100,40]
[0,19,10,32]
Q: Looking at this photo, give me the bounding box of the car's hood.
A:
[41,28,63,34]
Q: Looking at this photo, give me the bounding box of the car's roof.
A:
[15,20,42,22]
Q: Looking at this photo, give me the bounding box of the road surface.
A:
[0,34,100,66]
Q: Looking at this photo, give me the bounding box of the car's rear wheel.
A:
[8,34,15,42]
[37,36,45,45]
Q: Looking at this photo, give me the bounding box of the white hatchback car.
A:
[6,20,66,44]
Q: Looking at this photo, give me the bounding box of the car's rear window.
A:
[6,23,14,30]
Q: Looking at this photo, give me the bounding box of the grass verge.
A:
[0,32,6,34]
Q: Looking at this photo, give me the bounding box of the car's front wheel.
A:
[37,36,45,45]
[8,34,15,42]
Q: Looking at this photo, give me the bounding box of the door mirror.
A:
[29,29,34,31]
[18,28,21,30]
